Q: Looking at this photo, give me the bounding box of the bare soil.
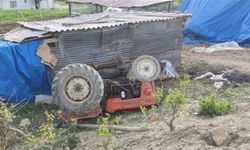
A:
[76,99,250,150]
[182,46,250,74]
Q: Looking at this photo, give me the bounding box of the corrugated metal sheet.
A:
[66,0,173,8]
[17,12,189,33]
[50,19,184,76]
[3,27,48,42]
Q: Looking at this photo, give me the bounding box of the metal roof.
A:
[3,27,49,42]
[17,12,189,33]
[66,0,173,8]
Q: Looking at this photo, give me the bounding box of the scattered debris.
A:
[190,41,244,53]
[35,95,53,104]
[194,70,235,90]
[213,81,224,91]
[194,72,229,82]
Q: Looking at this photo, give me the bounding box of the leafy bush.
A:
[200,94,231,117]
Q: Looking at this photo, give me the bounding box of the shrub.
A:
[200,94,231,117]
[145,75,190,131]
[0,100,79,150]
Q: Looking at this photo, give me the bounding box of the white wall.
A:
[0,0,2,9]
[1,0,32,9]
[0,0,54,9]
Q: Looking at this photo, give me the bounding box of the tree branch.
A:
[0,125,31,141]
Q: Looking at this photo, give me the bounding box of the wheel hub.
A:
[65,77,91,101]
[137,59,156,79]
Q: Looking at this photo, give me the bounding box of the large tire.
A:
[52,63,104,114]
[131,55,161,82]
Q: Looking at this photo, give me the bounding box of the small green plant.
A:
[26,110,58,149]
[111,116,123,125]
[163,89,186,131]
[97,116,123,150]
[200,94,231,117]
[0,100,79,150]
[140,106,158,122]
[98,116,113,150]
[180,74,191,92]
[1,103,21,149]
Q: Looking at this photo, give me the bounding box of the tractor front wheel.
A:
[52,63,104,114]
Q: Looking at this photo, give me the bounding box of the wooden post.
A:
[95,4,99,13]
[69,3,72,16]
[167,2,171,12]
[100,5,103,12]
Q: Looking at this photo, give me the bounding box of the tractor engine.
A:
[104,78,141,99]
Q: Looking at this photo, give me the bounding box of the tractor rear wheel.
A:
[52,63,104,114]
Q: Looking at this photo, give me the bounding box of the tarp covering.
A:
[0,40,51,103]
[179,0,250,45]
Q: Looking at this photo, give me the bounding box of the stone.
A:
[207,126,232,147]
[19,118,31,128]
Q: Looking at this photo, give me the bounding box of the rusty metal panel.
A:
[66,0,173,8]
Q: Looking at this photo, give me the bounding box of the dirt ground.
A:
[76,100,250,150]
[182,46,250,74]
[72,48,250,150]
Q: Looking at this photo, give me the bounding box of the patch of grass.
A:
[222,83,250,102]
[55,1,68,7]
[13,103,59,126]
[185,80,216,99]
[0,9,68,23]
[183,60,210,77]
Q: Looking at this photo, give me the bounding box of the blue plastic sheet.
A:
[0,40,52,103]
[179,0,250,45]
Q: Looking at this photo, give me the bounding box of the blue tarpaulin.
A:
[0,40,52,103]
[179,0,250,45]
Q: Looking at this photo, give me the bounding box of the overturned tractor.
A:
[4,12,189,115]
